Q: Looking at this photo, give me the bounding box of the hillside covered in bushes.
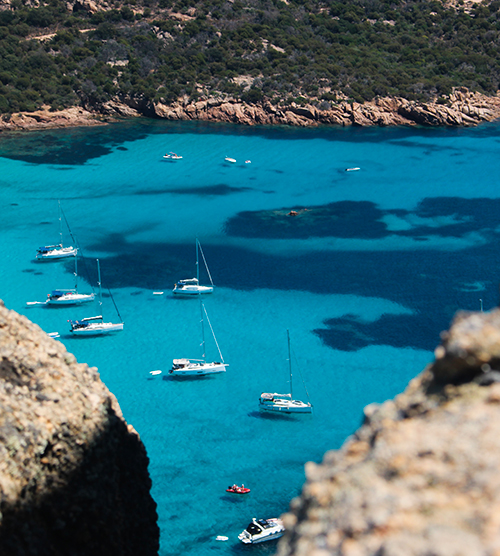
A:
[0,0,499,115]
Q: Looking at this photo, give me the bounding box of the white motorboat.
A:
[224,156,236,163]
[69,259,123,335]
[36,201,78,260]
[259,330,312,414]
[173,239,214,296]
[169,299,227,377]
[238,518,285,544]
[163,151,182,160]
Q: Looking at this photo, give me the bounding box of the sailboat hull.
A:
[172,285,214,295]
[70,322,124,335]
[48,293,95,305]
[170,361,227,376]
[259,400,313,414]
[36,247,78,260]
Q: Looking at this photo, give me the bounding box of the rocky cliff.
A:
[0,87,499,132]
[154,87,500,128]
[0,300,159,556]
[277,308,500,556]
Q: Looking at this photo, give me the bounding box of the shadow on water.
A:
[162,374,219,382]
[247,410,299,421]
[219,494,251,503]
[134,184,255,197]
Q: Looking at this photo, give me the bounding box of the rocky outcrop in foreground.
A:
[0,87,499,132]
[277,308,500,556]
[0,300,159,555]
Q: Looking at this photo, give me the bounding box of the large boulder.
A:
[0,300,159,556]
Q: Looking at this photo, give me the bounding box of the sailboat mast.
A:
[58,200,63,246]
[74,253,78,290]
[287,329,293,399]
[199,295,206,362]
[196,238,200,283]
[97,259,103,311]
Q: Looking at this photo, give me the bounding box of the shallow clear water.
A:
[1,118,499,555]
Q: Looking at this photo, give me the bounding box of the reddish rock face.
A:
[1,88,500,132]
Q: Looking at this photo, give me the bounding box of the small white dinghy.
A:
[163,152,183,160]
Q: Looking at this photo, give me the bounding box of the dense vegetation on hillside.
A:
[0,0,499,114]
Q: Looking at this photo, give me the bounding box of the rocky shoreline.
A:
[0,87,499,132]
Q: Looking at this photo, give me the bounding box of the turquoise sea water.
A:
[1,119,500,555]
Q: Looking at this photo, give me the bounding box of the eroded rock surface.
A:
[277,308,500,556]
[0,88,499,132]
[0,300,159,556]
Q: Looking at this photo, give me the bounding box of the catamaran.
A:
[36,201,78,260]
[169,298,227,376]
[69,259,123,335]
[259,330,313,414]
[173,239,215,295]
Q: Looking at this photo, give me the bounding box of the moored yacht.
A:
[173,239,215,296]
[258,330,312,414]
[69,315,123,335]
[47,289,95,305]
[36,244,78,260]
[169,298,227,377]
[36,201,77,260]
[238,518,285,544]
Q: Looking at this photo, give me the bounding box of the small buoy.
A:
[153,291,164,295]
[216,536,229,541]
[150,370,162,376]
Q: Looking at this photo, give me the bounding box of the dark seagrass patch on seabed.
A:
[314,313,442,352]
[225,201,389,240]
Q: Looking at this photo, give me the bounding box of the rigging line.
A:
[202,304,224,363]
[291,345,312,403]
[60,204,76,244]
[107,287,124,323]
[197,241,214,287]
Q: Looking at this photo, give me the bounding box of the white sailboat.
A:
[259,330,312,414]
[68,259,124,335]
[36,201,78,260]
[169,298,227,376]
[173,239,214,295]
[27,253,95,306]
